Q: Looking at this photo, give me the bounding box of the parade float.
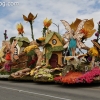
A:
[54,18,100,84]
[0,12,100,84]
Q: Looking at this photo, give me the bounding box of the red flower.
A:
[60,72,83,84]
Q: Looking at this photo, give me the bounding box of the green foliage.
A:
[75,62,91,72]
[17,37,30,47]
[45,45,64,60]
[0,71,10,75]
[0,68,22,75]
[52,46,64,51]
[33,68,54,82]
[17,41,23,47]
[10,37,30,47]
[10,37,16,44]
[46,65,52,69]
[62,65,74,76]
[45,43,52,51]
[19,37,30,43]
[27,49,36,56]
[45,32,54,44]
[46,51,52,60]
[15,37,29,43]
[45,31,63,44]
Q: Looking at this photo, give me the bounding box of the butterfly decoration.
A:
[61,19,96,49]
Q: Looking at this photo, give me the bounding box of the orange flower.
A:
[16,23,24,35]
[23,12,38,40]
[43,18,52,28]
[61,72,83,84]
[80,28,89,37]
[80,19,96,38]
[23,12,37,22]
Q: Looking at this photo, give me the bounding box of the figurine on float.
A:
[0,30,12,72]
[61,19,87,56]
[61,18,96,56]
[57,18,97,82]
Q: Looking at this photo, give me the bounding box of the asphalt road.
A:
[0,80,100,100]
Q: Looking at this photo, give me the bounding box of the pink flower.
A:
[78,67,100,83]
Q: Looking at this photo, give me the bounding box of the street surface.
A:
[0,80,100,100]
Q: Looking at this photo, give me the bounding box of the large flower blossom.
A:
[43,18,52,28]
[16,23,24,36]
[23,12,37,40]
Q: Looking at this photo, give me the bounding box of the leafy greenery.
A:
[45,31,63,44]
[17,41,23,47]
[45,45,64,60]
[52,46,64,51]
[10,37,30,47]
[10,37,16,44]
[46,51,52,60]
[0,68,22,75]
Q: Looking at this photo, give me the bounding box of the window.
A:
[52,39,57,45]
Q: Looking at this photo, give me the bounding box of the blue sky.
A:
[0,0,100,48]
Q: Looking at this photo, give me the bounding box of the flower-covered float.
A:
[0,12,100,84]
[54,19,100,84]
[0,13,62,81]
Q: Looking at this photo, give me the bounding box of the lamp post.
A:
[53,23,59,33]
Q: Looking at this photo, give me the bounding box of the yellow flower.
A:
[43,18,52,28]
[38,37,45,41]
[16,23,24,35]
[88,46,99,56]
[30,69,35,76]
[24,45,38,53]
[23,12,37,22]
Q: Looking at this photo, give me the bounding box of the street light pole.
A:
[53,23,59,33]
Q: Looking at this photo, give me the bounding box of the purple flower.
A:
[87,56,92,62]
[95,32,99,37]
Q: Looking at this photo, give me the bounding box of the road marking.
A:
[0,86,71,100]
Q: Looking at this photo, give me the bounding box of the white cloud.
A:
[0,0,100,49]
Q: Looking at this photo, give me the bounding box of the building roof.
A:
[45,31,63,44]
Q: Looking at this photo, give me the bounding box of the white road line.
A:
[0,86,71,100]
